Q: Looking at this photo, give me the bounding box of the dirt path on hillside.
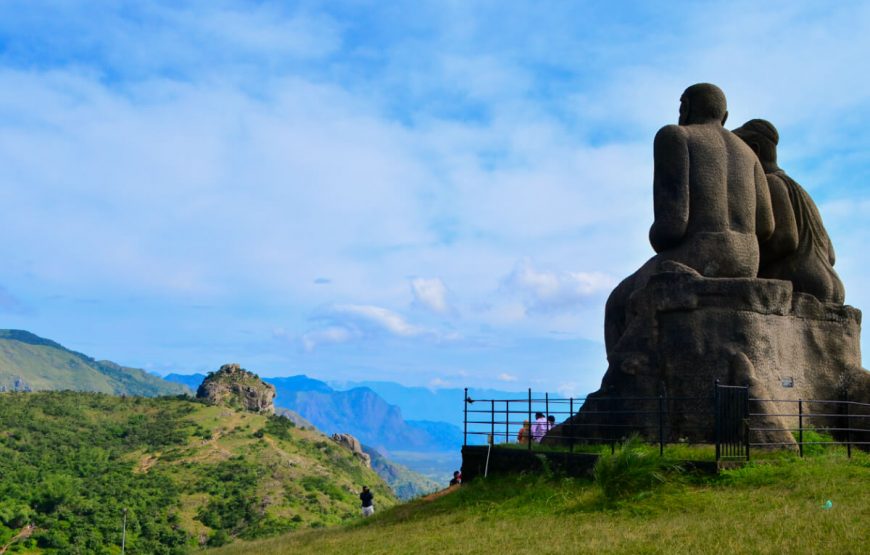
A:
[135,453,159,473]
[0,524,35,554]
[419,484,460,502]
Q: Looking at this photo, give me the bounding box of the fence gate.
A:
[715,383,749,461]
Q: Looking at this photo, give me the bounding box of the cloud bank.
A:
[1,1,868,393]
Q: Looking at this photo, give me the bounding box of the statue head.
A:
[733,119,779,170]
[679,83,728,126]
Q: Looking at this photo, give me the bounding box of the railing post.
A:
[845,391,852,459]
[658,394,665,457]
[545,392,549,421]
[798,398,803,458]
[505,401,509,444]
[744,386,750,462]
[490,400,495,446]
[463,387,468,447]
[544,392,550,444]
[569,397,574,453]
[714,380,720,462]
[528,388,532,453]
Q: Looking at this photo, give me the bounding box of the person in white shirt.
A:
[531,412,547,443]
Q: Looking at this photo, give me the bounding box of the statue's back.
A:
[683,125,760,236]
[667,124,766,277]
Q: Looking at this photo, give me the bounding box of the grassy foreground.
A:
[212,451,869,555]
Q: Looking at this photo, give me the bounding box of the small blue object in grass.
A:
[822,500,833,510]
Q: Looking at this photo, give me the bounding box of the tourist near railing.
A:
[462,384,870,461]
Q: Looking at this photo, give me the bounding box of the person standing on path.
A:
[359,486,374,517]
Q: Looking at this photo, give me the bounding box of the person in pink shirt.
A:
[531,412,547,443]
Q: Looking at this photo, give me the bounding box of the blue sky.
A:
[1,1,868,396]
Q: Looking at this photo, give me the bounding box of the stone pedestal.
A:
[563,263,869,447]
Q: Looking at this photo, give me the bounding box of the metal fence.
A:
[462,384,870,461]
[749,397,870,458]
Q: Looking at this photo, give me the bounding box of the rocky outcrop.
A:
[331,433,371,467]
[196,363,275,414]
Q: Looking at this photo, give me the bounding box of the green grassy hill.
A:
[211,448,870,554]
[0,391,396,553]
[0,330,189,396]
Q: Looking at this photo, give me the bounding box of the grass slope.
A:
[0,391,395,553]
[0,330,189,396]
[212,450,870,555]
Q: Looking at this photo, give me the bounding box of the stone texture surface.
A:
[566,85,869,450]
[733,119,845,304]
[331,432,371,467]
[196,363,276,414]
[557,263,869,446]
[605,84,773,354]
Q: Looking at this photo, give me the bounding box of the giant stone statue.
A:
[553,84,869,448]
[732,119,845,304]
[605,83,774,353]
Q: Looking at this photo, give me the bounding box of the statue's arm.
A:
[649,125,689,252]
[761,173,798,260]
[754,161,774,242]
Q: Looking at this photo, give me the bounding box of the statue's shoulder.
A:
[654,124,687,144]
[654,125,687,155]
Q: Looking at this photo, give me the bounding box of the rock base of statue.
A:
[559,262,870,449]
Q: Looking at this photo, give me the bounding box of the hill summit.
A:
[197,363,276,414]
[0,329,189,396]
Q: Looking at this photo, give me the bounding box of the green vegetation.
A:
[0,329,189,396]
[496,438,804,462]
[212,444,869,555]
[593,435,682,500]
[0,391,395,553]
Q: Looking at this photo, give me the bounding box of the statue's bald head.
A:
[733,118,779,170]
[679,83,728,125]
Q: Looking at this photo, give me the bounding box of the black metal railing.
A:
[462,385,870,462]
[748,397,870,458]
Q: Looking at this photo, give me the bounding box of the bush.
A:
[792,429,837,456]
[593,435,681,500]
[262,415,295,441]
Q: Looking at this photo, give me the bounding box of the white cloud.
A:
[503,259,616,314]
[498,372,517,382]
[556,382,584,398]
[331,304,423,337]
[1,1,869,387]
[410,277,450,314]
[301,326,357,352]
[300,304,427,351]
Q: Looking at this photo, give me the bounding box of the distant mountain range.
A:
[0,329,189,397]
[164,373,464,454]
[335,380,531,428]
[363,445,439,500]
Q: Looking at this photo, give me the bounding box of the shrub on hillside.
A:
[593,435,681,500]
[791,429,837,456]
